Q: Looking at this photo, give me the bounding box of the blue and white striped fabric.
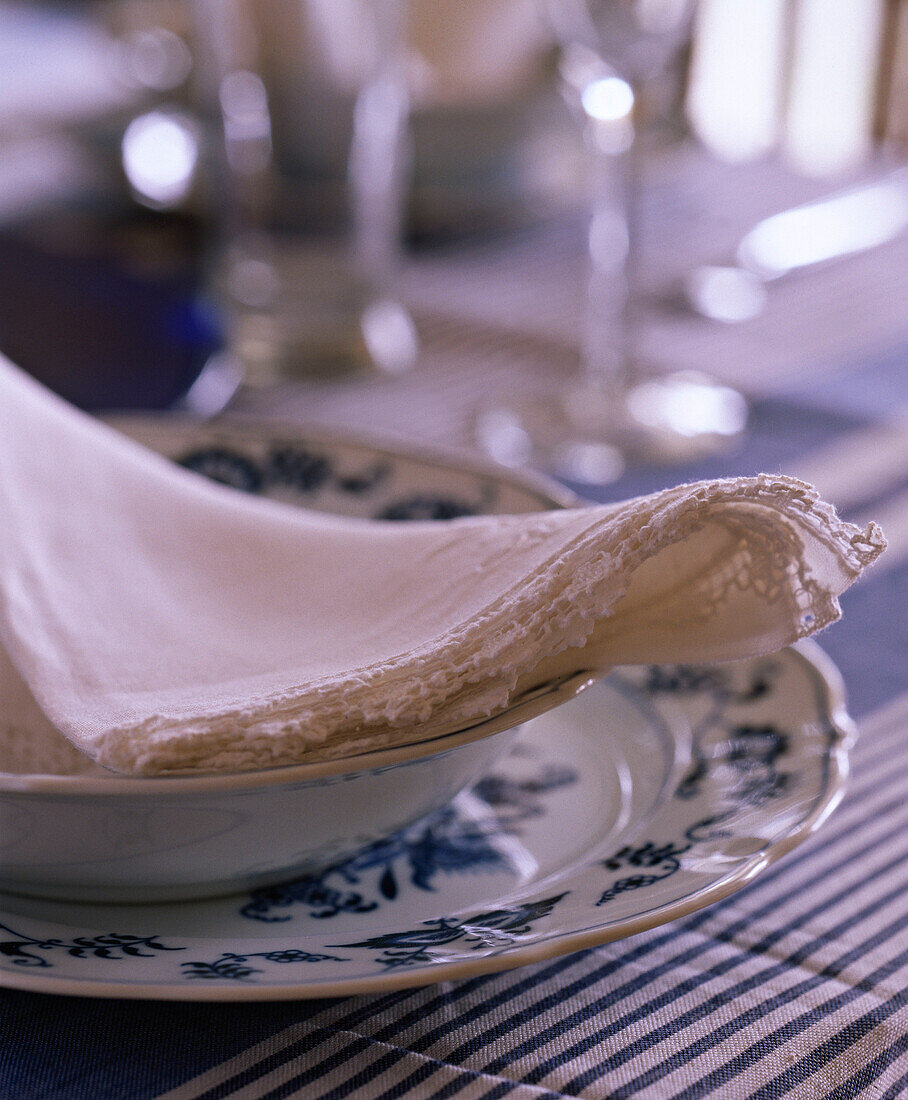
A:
[3,177,908,1098]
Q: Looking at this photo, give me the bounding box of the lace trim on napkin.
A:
[91,475,884,775]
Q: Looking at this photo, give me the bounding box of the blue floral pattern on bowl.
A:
[110,416,573,521]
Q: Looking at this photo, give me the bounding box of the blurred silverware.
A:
[685,167,908,322]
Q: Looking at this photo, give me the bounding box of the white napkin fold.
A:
[0,354,885,775]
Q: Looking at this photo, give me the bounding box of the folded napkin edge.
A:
[80,473,884,775]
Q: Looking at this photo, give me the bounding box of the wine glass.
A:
[476,0,747,484]
[191,0,418,385]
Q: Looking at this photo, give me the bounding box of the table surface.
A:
[3,150,908,1100]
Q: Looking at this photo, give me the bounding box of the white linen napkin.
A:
[0,354,885,775]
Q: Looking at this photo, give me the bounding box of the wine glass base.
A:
[174,352,245,418]
[229,297,419,387]
[476,372,748,486]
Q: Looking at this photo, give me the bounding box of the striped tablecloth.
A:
[3,157,907,1099]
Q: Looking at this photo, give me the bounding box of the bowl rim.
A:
[104,413,582,512]
[0,669,600,795]
[1,418,587,795]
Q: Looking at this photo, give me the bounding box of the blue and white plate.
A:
[0,641,851,1000]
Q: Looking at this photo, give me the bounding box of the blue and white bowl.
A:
[0,419,592,903]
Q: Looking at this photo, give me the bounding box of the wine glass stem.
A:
[349,0,409,290]
[580,101,640,403]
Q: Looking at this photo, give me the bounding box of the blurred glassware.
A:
[0,1,137,138]
[191,0,417,385]
[0,1,237,414]
[687,0,889,177]
[680,1,907,323]
[685,166,908,323]
[476,0,747,485]
[404,0,578,242]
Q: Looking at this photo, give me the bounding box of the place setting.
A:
[0,357,882,1000]
[1,1,906,1097]
[0,642,852,1001]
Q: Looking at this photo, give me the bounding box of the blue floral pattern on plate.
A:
[0,643,851,996]
[333,895,568,971]
[0,926,183,969]
[238,763,578,922]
